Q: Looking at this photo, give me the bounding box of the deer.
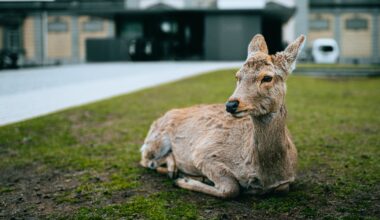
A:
[140,34,305,198]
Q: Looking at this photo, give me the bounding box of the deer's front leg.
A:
[175,162,240,199]
[166,154,177,179]
[156,154,178,179]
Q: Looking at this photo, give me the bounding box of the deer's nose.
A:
[225,100,239,114]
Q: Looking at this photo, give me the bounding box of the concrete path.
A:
[0,62,241,126]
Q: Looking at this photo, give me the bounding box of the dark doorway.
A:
[116,12,204,61]
[0,14,24,69]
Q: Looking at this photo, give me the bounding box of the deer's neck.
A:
[250,105,294,189]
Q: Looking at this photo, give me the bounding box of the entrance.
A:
[0,14,24,68]
[116,12,204,61]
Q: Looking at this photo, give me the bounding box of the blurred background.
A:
[0,0,379,69]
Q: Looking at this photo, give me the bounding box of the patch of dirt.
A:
[1,161,379,219]
[0,161,176,219]
[0,163,81,218]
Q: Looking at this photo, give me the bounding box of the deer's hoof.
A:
[174,177,189,186]
[168,171,174,179]
[274,183,289,194]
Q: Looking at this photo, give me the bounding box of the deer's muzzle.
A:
[225,100,239,114]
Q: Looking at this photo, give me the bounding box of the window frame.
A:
[345,17,368,30]
[82,18,104,33]
[48,17,68,33]
[309,17,330,31]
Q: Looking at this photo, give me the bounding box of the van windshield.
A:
[319,46,334,52]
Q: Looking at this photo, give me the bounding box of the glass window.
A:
[48,17,68,32]
[83,18,104,32]
[160,21,178,34]
[346,17,368,30]
[121,22,143,39]
[319,46,334,52]
[310,19,329,30]
[5,26,21,50]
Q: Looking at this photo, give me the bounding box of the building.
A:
[0,0,294,66]
[0,0,119,66]
[308,0,380,64]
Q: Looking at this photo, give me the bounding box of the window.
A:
[319,46,334,52]
[83,18,104,32]
[48,17,68,32]
[310,19,329,30]
[160,21,178,34]
[346,17,368,30]
[5,26,21,50]
[121,22,143,39]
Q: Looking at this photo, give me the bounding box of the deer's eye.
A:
[261,75,273,83]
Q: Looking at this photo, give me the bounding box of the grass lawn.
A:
[297,63,380,70]
[0,69,379,219]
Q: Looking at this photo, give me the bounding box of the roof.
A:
[0,1,294,23]
[310,0,380,8]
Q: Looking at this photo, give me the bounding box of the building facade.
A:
[23,14,114,65]
[308,0,380,64]
[0,1,119,66]
[0,0,294,66]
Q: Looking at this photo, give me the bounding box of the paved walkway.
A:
[0,62,241,126]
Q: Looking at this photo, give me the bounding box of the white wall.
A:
[280,0,309,44]
[139,0,185,9]
[217,0,265,9]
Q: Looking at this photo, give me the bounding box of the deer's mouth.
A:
[232,110,249,118]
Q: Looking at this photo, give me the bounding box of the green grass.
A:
[298,63,380,70]
[0,69,379,219]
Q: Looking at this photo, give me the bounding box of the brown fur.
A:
[141,34,306,198]
[140,112,178,178]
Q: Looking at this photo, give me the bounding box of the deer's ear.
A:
[248,34,268,57]
[273,35,306,77]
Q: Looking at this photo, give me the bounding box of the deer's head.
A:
[226,34,305,118]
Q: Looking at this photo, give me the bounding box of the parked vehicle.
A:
[312,38,339,64]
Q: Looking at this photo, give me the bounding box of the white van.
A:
[312,38,339,64]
